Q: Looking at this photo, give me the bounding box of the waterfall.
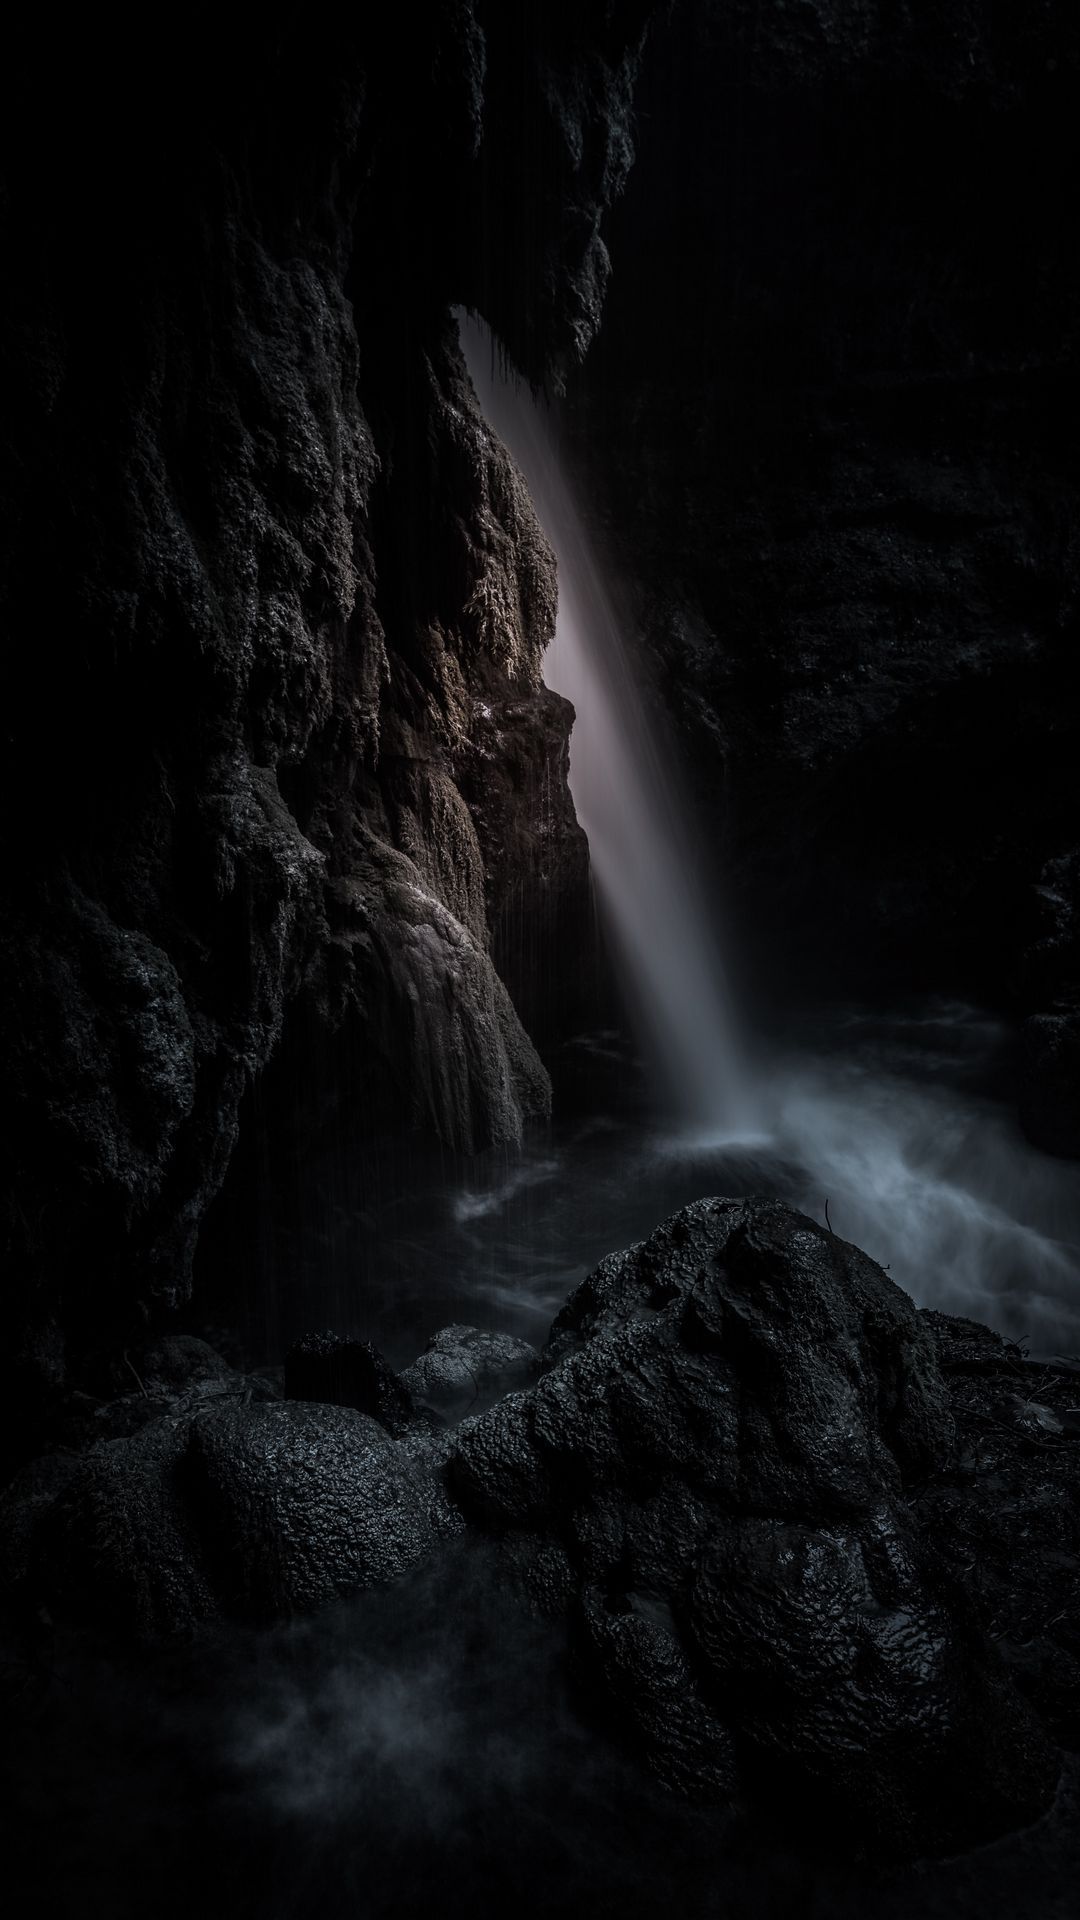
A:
[458,312,748,1133]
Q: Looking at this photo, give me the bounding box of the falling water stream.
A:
[459,313,748,1134]
[221,321,1079,1369]
[452,311,1080,1358]
[20,322,1080,1920]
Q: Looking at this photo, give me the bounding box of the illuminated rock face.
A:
[0,9,650,1409]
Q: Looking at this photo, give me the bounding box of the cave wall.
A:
[562,0,1080,1144]
[0,7,651,1425]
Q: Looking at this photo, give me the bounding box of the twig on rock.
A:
[123,1350,149,1397]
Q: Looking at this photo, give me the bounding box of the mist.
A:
[7,1540,1077,1920]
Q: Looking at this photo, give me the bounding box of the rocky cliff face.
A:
[562,0,1080,1147]
[0,8,650,1439]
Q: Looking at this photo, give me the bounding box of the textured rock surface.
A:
[561,0,1080,1136]
[1,1352,462,1637]
[189,1400,462,1621]
[916,1308,1080,1746]
[400,1323,538,1419]
[3,1413,220,1642]
[0,8,650,1428]
[285,1329,417,1433]
[450,1198,1068,1853]
[3,1196,1078,1859]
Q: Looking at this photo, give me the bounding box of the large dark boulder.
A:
[187,1401,463,1620]
[1,1354,461,1638]
[4,1197,1076,1862]
[2,1414,219,1642]
[285,1330,417,1433]
[916,1308,1080,1747]
[449,1197,1063,1853]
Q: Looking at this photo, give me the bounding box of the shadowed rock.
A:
[1,1357,460,1638]
[188,1401,463,1620]
[3,1197,1076,1860]
[400,1324,538,1421]
[285,1330,416,1434]
[449,1197,1064,1853]
[1,4,649,1429]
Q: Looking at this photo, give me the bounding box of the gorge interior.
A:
[456,311,1080,1359]
[5,15,1079,1913]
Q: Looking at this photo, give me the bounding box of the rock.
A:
[915,1326,1080,1748]
[2,1377,462,1639]
[449,1197,1062,1853]
[28,1417,219,1642]
[0,1452,83,1596]
[1,6,649,1416]
[687,1510,1055,1853]
[1019,1011,1080,1158]
[188,1401,463,1621]
[399,1324,538,1421]
[544,1195,954,1504]
[562,0,1080,1048]
[919,1308,1022,1375]
[4,1191,1075,1863]
[285,1331,416,1434]
[577,1586,739,1801]
[130,1335,234,1395]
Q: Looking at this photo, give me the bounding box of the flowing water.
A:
[219,321,1080,1371]
[459,312,748,1133]
[19,324,1080,1920]
[235,998,1080,1366]
[418,314,1080,1359]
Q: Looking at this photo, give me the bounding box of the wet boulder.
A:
[186,1401,463,1620]
[2,1394,462,1640]
[449,1196,1061,1853]
[3,1415,219,1641]
[915,1313,1080,1748]
[130,1334,235,1394]
[400,1324,538,1422]
[576,1586,739,1802]
[284,1331,415,1434]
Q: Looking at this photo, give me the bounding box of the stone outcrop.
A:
[0,8,651,1432]
[450,1199,1066,1853]
[5,1198,1077,1859]
[400,1323,538,1420]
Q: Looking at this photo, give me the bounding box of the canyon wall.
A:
[563,0,1080,1147]
[0,7,650,1436]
